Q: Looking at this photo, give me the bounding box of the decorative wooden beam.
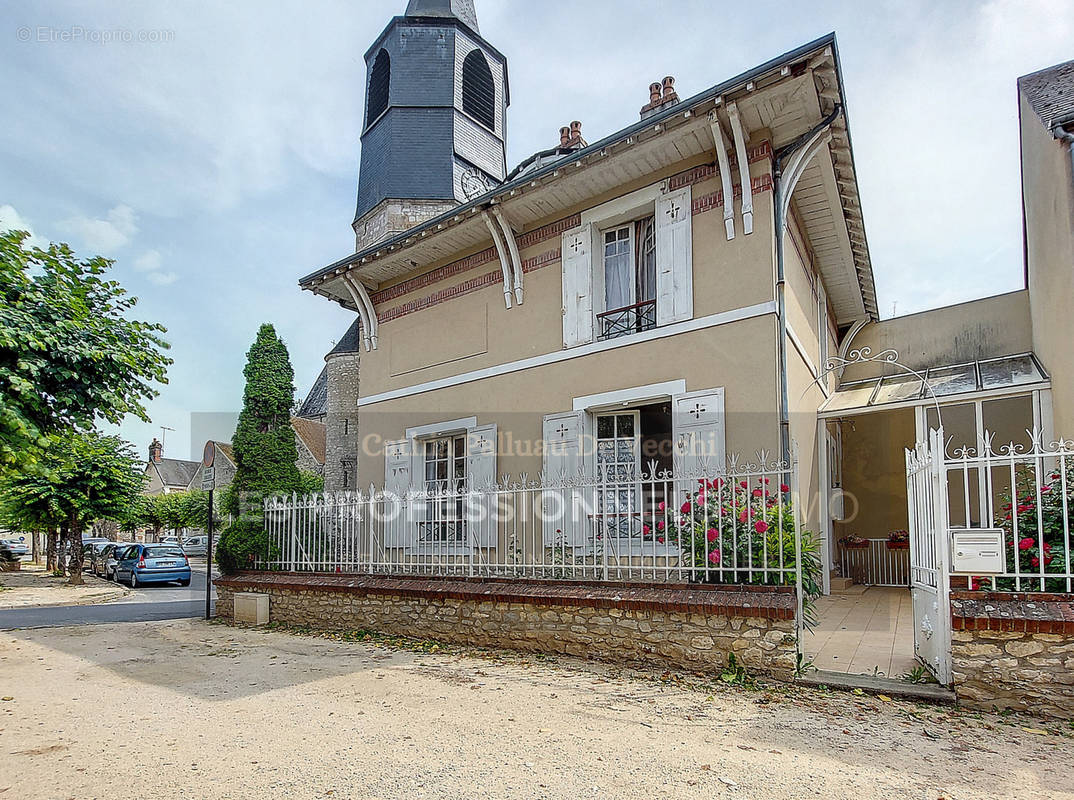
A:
[491,207,524,305]
[727,102,753,235]
[341,275,372,352]
[707,110,736,240]
[483,210,513,309]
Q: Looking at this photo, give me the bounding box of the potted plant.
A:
[839,534,869,549]
[886,530,909,550]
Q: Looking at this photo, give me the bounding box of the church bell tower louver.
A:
[352,0,509,250]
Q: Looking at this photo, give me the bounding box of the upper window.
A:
[461,50,495,131]
[367,49,390,125]
[599,216,657,340]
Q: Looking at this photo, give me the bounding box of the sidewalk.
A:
[0,564,129,609]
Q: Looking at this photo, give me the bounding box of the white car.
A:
[2,538,30,559]
[181,536,209,556]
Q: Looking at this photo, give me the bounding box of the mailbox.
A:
[950,528,1005,575]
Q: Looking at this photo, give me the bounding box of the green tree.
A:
[1,431,146,584]
[218,324,302,573]
[0,231,172,470]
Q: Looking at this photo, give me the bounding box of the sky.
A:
[2,0,1072,461]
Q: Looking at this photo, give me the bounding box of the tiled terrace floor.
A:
[801,586,919,679]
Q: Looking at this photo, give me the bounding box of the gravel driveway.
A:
[0,620,1071,799]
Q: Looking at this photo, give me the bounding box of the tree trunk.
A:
[66,517,85,585]
[46,528,57,573]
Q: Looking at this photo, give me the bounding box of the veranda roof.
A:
[818,353,1049,417]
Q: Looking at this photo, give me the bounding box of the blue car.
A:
[114,544,191,588]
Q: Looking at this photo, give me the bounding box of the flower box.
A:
[840,538,869,550]
[886,540,909,550]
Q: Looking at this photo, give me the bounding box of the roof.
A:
[819,353,1049,417]
[302,33,879,324]
[212,441,235,466]
[405,0,478,32]
[328,318,363,357]
[1019,59,1074,129]
[150,458,200,488]
[291,417,327,465]
[297,365,329,419]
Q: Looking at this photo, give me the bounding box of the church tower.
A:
[353,0,509,250]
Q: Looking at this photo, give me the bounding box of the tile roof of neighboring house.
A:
[291,416,326,465]
[327,318,362,357]
[153,458,200,488]
[215,441,235,464]
[1019,59,1074,129]
[297,365,329,419]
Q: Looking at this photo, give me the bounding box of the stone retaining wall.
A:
[215,573,799,679]
[951,592,1074,719]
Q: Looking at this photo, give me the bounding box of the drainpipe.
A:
[773,106,842,466]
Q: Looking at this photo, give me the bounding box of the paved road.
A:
[0,558,217,630]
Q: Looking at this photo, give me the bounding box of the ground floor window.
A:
[421,434,467,545]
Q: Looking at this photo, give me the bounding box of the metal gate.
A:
[905,427,952,685]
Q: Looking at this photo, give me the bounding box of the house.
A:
[219,1,1074,711]
[143,438,200,496]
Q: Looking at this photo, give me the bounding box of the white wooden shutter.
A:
[383,437,415,548]
[656,186,693,326]
[541,411,587,547]
[672,389,726,483]
[561,224,594,348]
[466,423,498,548]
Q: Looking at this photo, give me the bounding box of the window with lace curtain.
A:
[599,216,657,340]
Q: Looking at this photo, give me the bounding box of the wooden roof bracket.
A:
[491,206,524,305]
[707,109,736,240]
[343,273,379,351]
[727,102,754,234]
[483,210,514,309]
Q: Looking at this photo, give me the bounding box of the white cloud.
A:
[134,249,162,272]
[59,203,138,255]
[147,270,178,286]
[0,204,49,249]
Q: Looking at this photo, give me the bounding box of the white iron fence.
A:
[838,539,910,587]
[260,457,809,592]
[943,431,1073,592]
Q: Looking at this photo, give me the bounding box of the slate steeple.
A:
[353,1,509,250]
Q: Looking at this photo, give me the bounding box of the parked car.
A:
[84,541,116,575]
[98,543,134,580]
[2,537,30,559]
[181,536,209,556]
[161,536,180,545]
[114,544,191,588]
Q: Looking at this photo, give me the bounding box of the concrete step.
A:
[829,576,855,592]
[796,669,956,704]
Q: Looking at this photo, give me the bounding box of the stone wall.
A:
[951,592,1074,719]
[324,353,360,491]
[215,573,799,679]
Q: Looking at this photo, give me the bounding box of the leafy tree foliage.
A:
[0,430,145,583]
[226,324,302,511]
[218,324,302,572]
[0,230,172,469]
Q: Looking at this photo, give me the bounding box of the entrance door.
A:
[905,427,953,684]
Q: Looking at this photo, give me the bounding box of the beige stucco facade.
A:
[1020,92,1074,435]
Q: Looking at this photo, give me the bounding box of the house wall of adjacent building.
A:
[1020,93,1074,436]
[840,291,1033,382]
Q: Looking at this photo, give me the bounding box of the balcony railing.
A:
[259,458,806,588]
[596,299,657,341]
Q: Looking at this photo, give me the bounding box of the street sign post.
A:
[202,442,215,620]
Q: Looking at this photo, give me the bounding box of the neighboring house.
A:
[189,440,237,493]
[296,3,1070,591]
[143,439,200,496]
[291,416,327,477]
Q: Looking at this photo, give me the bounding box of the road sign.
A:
[202,441,215,468]
[201,467,215,490]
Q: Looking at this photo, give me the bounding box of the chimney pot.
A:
[649,82,662,104]
[149,438,163,463]
[559,126,570,147]
[662,76,677,99]
[570,121,582,137]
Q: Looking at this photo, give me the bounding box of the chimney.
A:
[561,120,587,150]
[640,75,680,119]
[149,438,162,463]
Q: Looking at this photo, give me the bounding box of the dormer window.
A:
[367,49,390,125]
[462,49,495,131]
